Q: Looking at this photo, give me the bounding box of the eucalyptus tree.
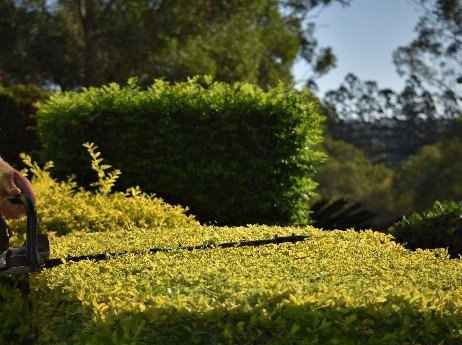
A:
[393,0,462,118]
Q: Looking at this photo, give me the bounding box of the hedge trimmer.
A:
[0,193,309,277]
[0,194,50,276]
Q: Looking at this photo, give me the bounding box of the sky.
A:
[292,0,422,96]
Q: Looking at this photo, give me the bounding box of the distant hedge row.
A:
[390,200,462,258]
[0,84,48,166]
[37,78,325,226]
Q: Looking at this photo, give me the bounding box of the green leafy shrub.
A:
[0,146,198,344]
[390,200,462,258]
[37,77,325,226]
[9,145,198,238]
[28,226,462,344]
[0,84,48,166]
[2,151,462,343]
[0,276,34,345]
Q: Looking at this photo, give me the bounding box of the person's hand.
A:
[0,158,36,219]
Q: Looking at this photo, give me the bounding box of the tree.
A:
[0,0,45,85]
[392,116,462,214]
[324,0,462,121]
[0,0,351,90]
[282,0,352,89]
[324,73,398,121]
[314,136,395,217]
[393,0,462,118]
[324,73,441,122]
[322,73,453,166]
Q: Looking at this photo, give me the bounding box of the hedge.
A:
[18,226,462,344]
[37,77,325,226]
[0,275,32,344]
[3,161,462,345]
[0,84,48,167]
[390,200,462,258]
[1,150,199,345]
[8,149,198,238]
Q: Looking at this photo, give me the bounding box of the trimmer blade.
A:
[0,265,31,277]
[37,234,50,259]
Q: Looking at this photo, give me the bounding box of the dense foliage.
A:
[0,149,198,345]
[0,84,48,166]
[314,137,394,219]
[0,136,461,345]
[37,78,325,226]
[8,149,198,239]
[0,0,350,89]
[390,200,462,258]
[392,118,462,214]
[314,117,461,222]
[28,226,462,344]
[0,276,31,344]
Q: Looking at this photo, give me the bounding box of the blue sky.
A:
[292,0,422,96]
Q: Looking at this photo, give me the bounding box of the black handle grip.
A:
[5,194,39,271]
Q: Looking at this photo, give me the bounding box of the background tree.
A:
[323,73,453,166]
[313,136,394,218]
[282,0,352,89]
[0,0,45,85]
[0,0,351,90]
[392,116,462,214]
[393,0,462,118]
[324,73,441,122]
[324,73,398,121]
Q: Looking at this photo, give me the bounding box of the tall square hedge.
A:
[37,78,324,225]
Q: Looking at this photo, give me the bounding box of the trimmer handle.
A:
[6,193,40,271]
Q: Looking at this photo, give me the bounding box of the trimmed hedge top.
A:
[37,78,325,226]
[49,224,300,258]
[29,226,462,344]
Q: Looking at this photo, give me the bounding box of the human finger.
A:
[0,198,24,219]
[0,170,21,197]
[13,171,36,202]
